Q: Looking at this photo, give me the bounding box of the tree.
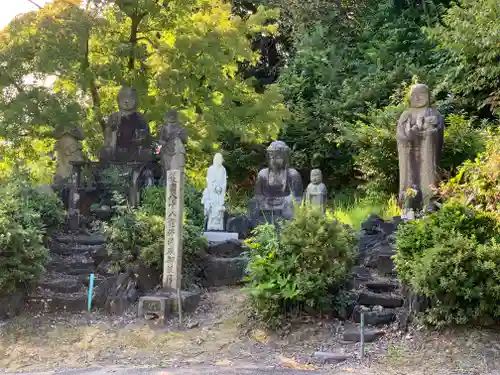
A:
[0,0,288,164]
[427,0,500,116]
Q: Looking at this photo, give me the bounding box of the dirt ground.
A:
[1,287,499,374]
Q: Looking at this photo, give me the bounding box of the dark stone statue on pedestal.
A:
[249,141,303,226]
[101,86,153,163]
[397,83,444,215]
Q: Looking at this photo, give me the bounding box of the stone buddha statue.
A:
[397,83,444,212]
[102,86,152,162]
[249,141,303,225]
[52,125,86,187]
[304,168,327,214]
[159,109,188,179]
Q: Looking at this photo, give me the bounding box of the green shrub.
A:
[394,202,500,326]
[245,206,358,326]
[440,131,499,218]
[0,176,64,292]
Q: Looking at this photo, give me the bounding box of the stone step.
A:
[38,274,84,294]
[358,290,403,308]
[27,290,88,313]
[53,233,106,246]
[206,239,247,258]
[201,256,248,287]
[50,242,106,256]
[365,279,399,293]
[343,327,385,343]
[48,254,95,276]
[352,306,396,326]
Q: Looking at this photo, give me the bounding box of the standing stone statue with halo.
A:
[202,153,227,231]
[249,140,303,226]
[397,83,444,216]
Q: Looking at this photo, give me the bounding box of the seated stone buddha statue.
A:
[248,140,304,225]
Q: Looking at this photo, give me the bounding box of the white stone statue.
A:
[202,153,227,231]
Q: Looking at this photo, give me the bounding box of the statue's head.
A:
[117,86,138,112]
[213,153,223,167]
[310,169,322,184]
[410,84,430,108]
[267,140,290,171]
[164,109,180,126]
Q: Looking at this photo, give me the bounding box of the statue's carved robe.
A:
[397,107,444,209]
[203,164,227,231]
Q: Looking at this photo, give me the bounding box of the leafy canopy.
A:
[0,0,288,161]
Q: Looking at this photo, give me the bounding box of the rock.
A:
[313,352,350,364]
[201,256,248,287]
[207,239,246,258]
[352,306,396,326]
[136,263,161,294]
[102,270,139,315]
[365,279,398,293]
[358,291,403,308]
[0,289,26,319]
[353,266,372,280]
[360,214,384,233]
[226,215,251,239]
[343,328,385,343]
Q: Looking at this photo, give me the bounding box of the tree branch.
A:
[25,0,42,9]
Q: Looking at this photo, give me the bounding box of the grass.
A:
[330,195,401,229]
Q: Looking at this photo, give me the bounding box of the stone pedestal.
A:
[137,290,201,321]
[203,231,238,243]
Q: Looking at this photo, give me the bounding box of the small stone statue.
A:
[304,169,327,214]
[202,153,227,231]
[397,83,444,212]
[52,125,86,186]
[249,141,303,225]
[159,109,188,179]
[102,86,152,162]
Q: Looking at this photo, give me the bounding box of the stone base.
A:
[137,290,201,322]
[203,231,238,243]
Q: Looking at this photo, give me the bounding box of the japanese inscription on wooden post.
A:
[163,168,184,290]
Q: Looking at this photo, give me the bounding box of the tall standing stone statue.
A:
[304,169,327,214]
[52,126,86,186]
[397,83,444,213]
[249,141,303,225]
[159,109,188,181]
[202,153,227,231]
[102,86,152,162]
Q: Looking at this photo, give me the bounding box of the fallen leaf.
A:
[279,356,317,371]
[215,359,233,366]
[342,368,356,373]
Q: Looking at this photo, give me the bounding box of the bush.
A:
[0,176,64,292]
[440,131,499,217]
[107,182,207,287]
[394,202,500,326]
[245,206,358,326]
